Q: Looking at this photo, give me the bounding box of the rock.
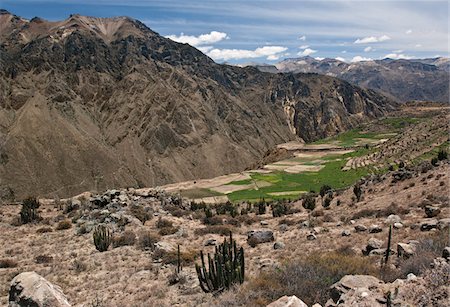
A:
[368,225,382,233]
[437,218,450,230]
[425,206,441,218]
[273,242,285,250]
[311,304,322,307]
[307,233,317,241]
[406,273,417,282]
[8,272,71,307]
[341,230,351,237]
[363,238,383,255]
[442,247,450,260]
[300,220,310,228]
[204,239,217,246]
[397,243,416,259]
[354,225,367,232]
[247,229,275,245]
[154,241,176,254]
[312,227,322,234]
[329,275,384,303]
[279,224,288,232]
[350,220,356,225]
[420,219,438,231]
[385,214,402,225]
[393,222,403,229]
[260,220,269,226]
[266,295,308,307]
[369,248,387,256]
[258,258,280,270]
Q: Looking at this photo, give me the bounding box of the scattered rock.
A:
[385,214,402,225]
[274,242,285,250]
[8,272,71,307]
[397,243,416,259]
[354,225,367,232]
[307,233,317,241]
[329,275,384,303]
[204,239,217,246]
[437,218,450,230]
[260,220,269,226]
[154,241,176,254]
[363,238,383,255]
[406,273,417,282]
[368,225,382,233]
[266,295,308,307]
[279,224,288,232]
[341,230,351,237]
[420,219,438,231]
[442,247,450,260]
[425,206,441,218]
[393,222,403,229]
[247,229,275,245]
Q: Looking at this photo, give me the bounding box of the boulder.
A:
[368,225,382,233]
[425,206,441,218]
[354,225,367,232]
[247,229,275,245]
[393,222,403,229]
[437,218,450,230]
[9,272,71,307]
[341,230,351,237]
[274,242,285,250]
[154,241,176,254]
[420,219,438,231]
[363,238,383,255]
[307,233,317,241]
[204,239,217,246]
[329,275,384,303]
[442,247,450,260]
[260,220,269,226]
[385,214,402,225]
[397,243,416,259]
[266,295,308,307]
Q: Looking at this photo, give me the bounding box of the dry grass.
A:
[194,225,235,236]
[112,230,136,248]
[56,219,72,230]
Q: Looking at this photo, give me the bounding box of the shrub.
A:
[73,259,88,273]
[319,185,332,197]
[35,255,53,264]
[20,197,41,224]
[0,258,18,268]
[158,226,179,236]
[437,149,448,161]
[139,231,160,250]
[130,204,152,225]
[272,203,288,217]
[353,184,362,202]
[56,219,72,230]
[236,214,259,226]
[194,225,235,236]
[154,248,197,266]
[257,200,267,215]
[322,195,332,208]
[203,215,224,225]
[157,217,173,228]
[204,207,213,218]
[191,201,207,211]
[93,225,112,252]
[112,230,136,248]
[36,227,53,233]
[302,193,316,211]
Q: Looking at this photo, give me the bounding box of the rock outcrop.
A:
[266,295,308,307]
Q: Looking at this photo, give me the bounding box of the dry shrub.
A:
[236,214,259,226]
[35,255,53,264]
[130,204,152,224]
[139,231,160,250]
[157,217,173,228]
[351,203,410,220]
[153,249,197,266]
[311,209,324,217]
[0,258,18,268]
[351,208,377,220]
[56,219,72,230]
[36,227,53,233]
[158,226,179,236]
[194,225,235,236]
[203,215,225,225]
[73,259,88,273]
[112,230,136,248]
[322,214,335,223]
[278,218,296,226]
[218,251,378,306]
[165,204,189,217]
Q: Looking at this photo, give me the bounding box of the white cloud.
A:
[351,56,373,62]
[354,35,391,44]
[166,31,228,47]
[415,44,422,48]
[267,54,280,61]
[383,53,414,60]
[315,57,324,61]
[341,50,347,54]
[364,46,373,52]
[406,29,413,34]
[298,35,306,41]
[299,45,309,49]
[335,57,346,62]
[297,48,317,56]
[207,46,287,61]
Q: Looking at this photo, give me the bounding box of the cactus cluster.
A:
[20,197,41,224]
[93,225,112,252]
[195,232,245,293]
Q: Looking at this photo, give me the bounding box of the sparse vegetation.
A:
[56,219,72,230]
[138,231,160,251]
[112,230,136,248]
[0,258,18,268]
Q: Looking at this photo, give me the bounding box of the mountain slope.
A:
[0,11,396,199]
[271,56,449,103]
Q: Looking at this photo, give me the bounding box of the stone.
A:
[274,242,285,250]
[364,238,383,255]
[312,304,322,307]
[397,243,416,259]
[385,214,402,225]
[260,220,269,226]
[279,224,288,232]
[300,220,310,228]
[204,239,217,246]
[312,227,322,234]
[329,275,384,303]
[420,219,438,231]
[368,225,382,233]
[247,229,275,245]
[354,225,367,232]
[442,247,450,260]
[393,222,403,229]
[8,272,71,307]
[406,273,417,282]
[425,206,441,218]
[307,233,317,241]
[341,230,351,237]
[266,295,308,307]
[437,218,450,230]
[154,241,176,254]
[369,248,387,256]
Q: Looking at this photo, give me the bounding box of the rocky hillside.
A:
[255,56,450,103]
[0,10,396,199]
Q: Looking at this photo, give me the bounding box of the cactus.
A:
[195,232,245,293]
[20,197,41,224]
[176,244,182,273]
[93,225,112,252]
[385,224,392,264]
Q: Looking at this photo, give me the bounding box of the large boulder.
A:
[397,243,416,259]
[9,272,71,307]
[363,238,383,255]
[247,229,274,246]
[266,295,308,307]
[329,275,384,304]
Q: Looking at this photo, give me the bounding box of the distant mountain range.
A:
[247,56,449,102]
[0,10,396,198]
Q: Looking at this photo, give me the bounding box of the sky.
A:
[1,0,448,64]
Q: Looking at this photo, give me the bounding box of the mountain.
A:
[0,11,396,199]
[269,56,449,102]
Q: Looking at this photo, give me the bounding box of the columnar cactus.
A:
[93,225,112,252]
[20,197,40,224]
[385,224,392,264]
[195,232,245,293]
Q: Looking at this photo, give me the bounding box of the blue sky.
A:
[2,0,448,64]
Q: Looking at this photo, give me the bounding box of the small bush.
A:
[322,196,332,208]
[431,157,439,166]
[157,217,173,228]
[191,201,207,211]
[319,185,332,197]
[153,249,197,266]
[139,231,160,250]
[203,215,224,225]
[73,259,88,273]
[130,204,152,225]
[158,226,179,236]
[272,203,288,217]
[236,214,259,226]
[302,193,316,211]
[112,230,136,248]
[437,149,448,161]
[56,219,72,230]
[353,184,362,202]
[194,225,234,236]
[257,201,267,215]
[20,196,41,224]
[0,258,18,268]
[35,255,53,264]
[36,227,53,233]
